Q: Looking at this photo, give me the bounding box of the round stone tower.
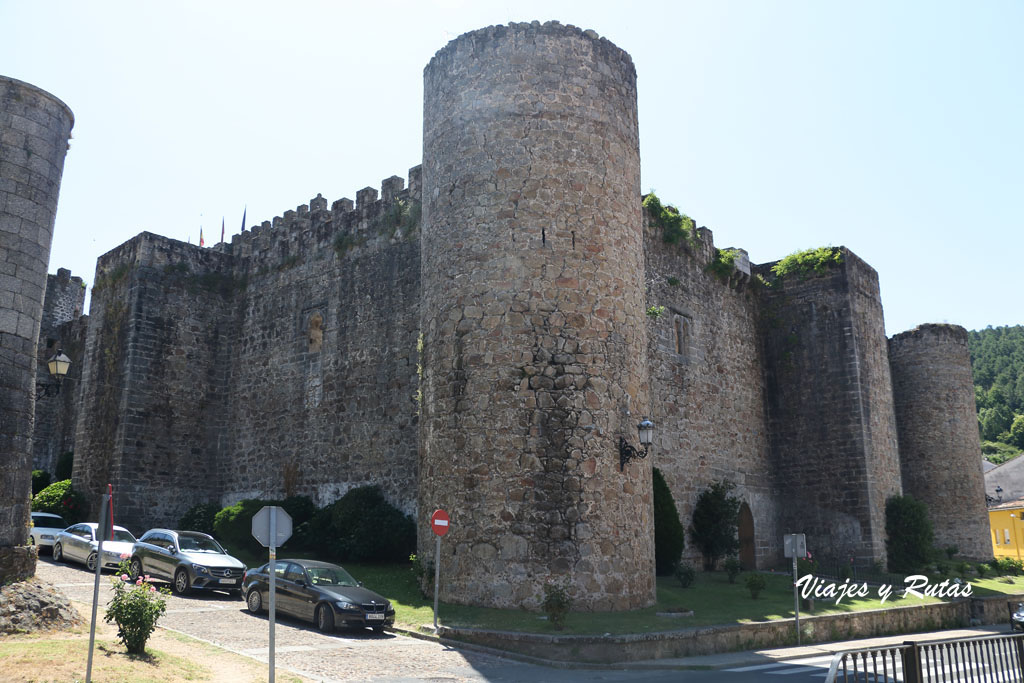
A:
[889,324,990,559]
[419,22,653,611]
[0,76,74,580]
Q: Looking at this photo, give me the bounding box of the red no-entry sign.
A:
[431,509,450,536]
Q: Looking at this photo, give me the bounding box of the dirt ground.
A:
[0,601,312,683]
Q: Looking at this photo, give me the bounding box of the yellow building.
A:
[989,500,1024,560]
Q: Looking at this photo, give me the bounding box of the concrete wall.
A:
[0,76,73,574]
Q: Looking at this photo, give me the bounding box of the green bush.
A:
[745,573,767,599]
[652,467,685,576]
[723,556,742,583]
[976,563,991,578]
[674,562,696,588]
[885,495,933,573]
[541,581,572,630]
[213,499,273,557]
[212,495,317,556]
[326,485,415,562]
[55,451,74,481]
[177,502,221,536]
[797,556,818,577]
[31,470,52,496]
[690,481,741,570]
[32,479,88,524]
[770,246,843,280]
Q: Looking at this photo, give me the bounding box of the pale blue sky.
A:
[2,0,1020,336]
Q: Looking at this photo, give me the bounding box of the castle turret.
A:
[419,22,653,610]
[0,76,73,581]
[889,323,990,559]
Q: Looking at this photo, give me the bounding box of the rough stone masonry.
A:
[0,76,73,582]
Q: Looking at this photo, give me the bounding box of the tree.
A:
[1010,414,1024,450]
[885,495,933,573]
[652,467,685,575]
[689,481,741,570]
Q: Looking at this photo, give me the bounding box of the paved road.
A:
[35,556,708,682]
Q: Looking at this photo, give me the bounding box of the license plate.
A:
[367,613,385,620]
[219,578,238,585]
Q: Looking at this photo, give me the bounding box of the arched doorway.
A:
[738,502,755,570]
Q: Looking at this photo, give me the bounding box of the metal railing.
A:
[825,633,1024,682]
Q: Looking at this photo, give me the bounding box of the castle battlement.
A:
[225,165,422,267]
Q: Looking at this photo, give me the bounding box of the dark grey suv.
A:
[130,529,246,596]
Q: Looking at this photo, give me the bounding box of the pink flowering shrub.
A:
[104,559,170,654]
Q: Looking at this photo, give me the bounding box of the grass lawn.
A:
[252,557,949,636]
[968,575,1024,596]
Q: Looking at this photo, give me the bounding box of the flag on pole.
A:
[241,206,247,233]
[199,226,205,247]
[221,217,225,244]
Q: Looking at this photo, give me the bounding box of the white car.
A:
[29,512,70,550]
[52,523,137,572]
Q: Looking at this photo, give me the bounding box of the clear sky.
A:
[2,0,1020,336]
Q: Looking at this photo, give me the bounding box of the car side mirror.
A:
[358,581,364,587]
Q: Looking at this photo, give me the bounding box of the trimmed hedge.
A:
[653,467,685,575]
[177,502,221,536]
[32,470,52,496]
[212,496,316,556]
[32,479,88,524]
[324,485,415,562]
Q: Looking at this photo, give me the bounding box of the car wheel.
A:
[315,604,334,633]
[129,558,143,581]
[246,589,263,614]
[173,568,191,595]
[86,552,98,572]
[52,543,63,562]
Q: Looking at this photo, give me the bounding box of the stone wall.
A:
[889,324,991,559]
[33,268,87,474]
[420,21,653,611]
[74,174,422,531]
[643,216,779,568]
[0,76,73,552]
[223,179,421,513]
[758,249,902,566]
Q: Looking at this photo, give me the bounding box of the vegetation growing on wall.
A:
[707,248,741,282]
[91,263,132,294]
[770,246,843,280]
[643,192,697,247]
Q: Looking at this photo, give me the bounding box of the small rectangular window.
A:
[1006,529,1012,545]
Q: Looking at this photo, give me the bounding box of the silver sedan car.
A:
[130,529,246,596]
[52,523,137,571]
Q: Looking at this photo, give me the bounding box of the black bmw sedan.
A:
[242,559,395,633]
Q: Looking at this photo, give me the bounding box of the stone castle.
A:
[17,23,991,609]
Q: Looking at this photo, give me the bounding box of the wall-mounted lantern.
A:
[37,349,71,397]
[619,418,654,471]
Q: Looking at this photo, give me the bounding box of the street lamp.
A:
[618,418,654,471]
[37,349,71,397]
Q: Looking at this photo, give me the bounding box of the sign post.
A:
[86,486,112,683]
[430,509,449,633]
[252,506,292,683]
[784,533,807,645]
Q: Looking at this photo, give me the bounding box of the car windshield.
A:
[305,566,359,587]
[33,515,68,527]
[178,535,225,553]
